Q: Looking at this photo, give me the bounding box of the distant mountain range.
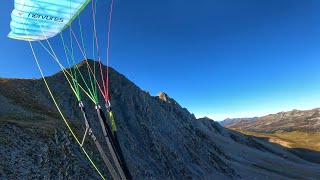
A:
[0,60,319,179]
[219,117,258,126]
[222,109,320,133]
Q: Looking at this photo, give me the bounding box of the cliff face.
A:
[0,60,319,179]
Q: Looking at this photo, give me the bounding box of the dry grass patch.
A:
[230,128,320,152]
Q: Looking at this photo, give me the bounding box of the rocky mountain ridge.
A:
[0,60,319,179]
[224,108,320,133]
[219,117,258,126]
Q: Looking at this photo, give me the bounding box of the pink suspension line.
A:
[91,0,108,100]
[105,0,115,100]
[70,28,107,101]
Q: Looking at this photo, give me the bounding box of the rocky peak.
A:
[156,92,182,109]
[157,92,170,102]
[78,59,96,67]
[156,91,178,104]
[201,116,213,121]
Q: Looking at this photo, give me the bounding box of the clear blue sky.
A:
[1,0,320,120]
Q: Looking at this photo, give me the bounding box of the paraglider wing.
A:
[8,0,91,41]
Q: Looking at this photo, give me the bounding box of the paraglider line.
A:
[70,28,107,101]
[22,20,106,180]
[91,0,108,98]
[105,0,115,100]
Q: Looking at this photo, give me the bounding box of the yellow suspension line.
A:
[35,18,98,104]
[37,40,96,103]
[22,27,106,180]
[28,40,106,180]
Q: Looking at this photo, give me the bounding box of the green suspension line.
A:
[92,0,99,101]
[60,33,81,101]
[60,30,99,103]
[78,16,98,102]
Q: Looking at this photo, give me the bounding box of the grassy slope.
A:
[229,128,320,152]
